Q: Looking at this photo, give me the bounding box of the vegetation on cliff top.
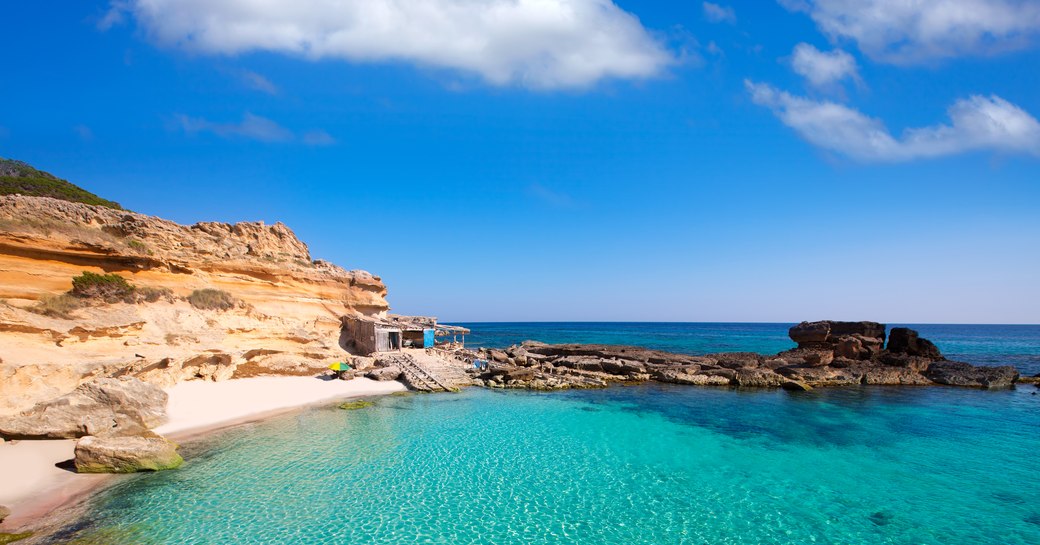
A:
[0,158,122,209]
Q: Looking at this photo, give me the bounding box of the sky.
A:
[1,0,1038,324]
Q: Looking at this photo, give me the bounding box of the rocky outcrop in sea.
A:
[471,321,1020,391]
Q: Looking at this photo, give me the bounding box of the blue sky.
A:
[1,0,1038,323]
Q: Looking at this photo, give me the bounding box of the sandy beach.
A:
[0,376,405,530]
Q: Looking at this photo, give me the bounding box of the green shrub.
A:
[0,158,122,209]
[70,271,135,302]
[187,288,237,311]
[126,239,152,255]
[136,286,173,303]
[0,532,33,544]
[32,294,84,318]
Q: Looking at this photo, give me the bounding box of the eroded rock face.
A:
[0,377,166,439]
[887,328,943,359]
[789,321,886,348]
[74,434,183,473]
[925,361,1019,389]
[0,195,390,414]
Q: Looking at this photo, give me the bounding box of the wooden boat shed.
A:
[342,314,470,355]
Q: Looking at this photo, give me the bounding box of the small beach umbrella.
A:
[329,362,352,371]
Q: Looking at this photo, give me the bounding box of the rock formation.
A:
[0,195,389,414]
[473,322,1020,391]
[0,377,166,439]
[73,434,183,473]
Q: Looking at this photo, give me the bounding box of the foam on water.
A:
[47,385,1040,545]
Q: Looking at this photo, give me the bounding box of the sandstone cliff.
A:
[0,195,389,414]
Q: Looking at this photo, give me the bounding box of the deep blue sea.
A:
[41,323,1040,545]
[457,322,1040,375]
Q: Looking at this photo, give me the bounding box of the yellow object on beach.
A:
[328,362,351,371]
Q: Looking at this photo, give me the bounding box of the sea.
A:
[39,323,1040,545]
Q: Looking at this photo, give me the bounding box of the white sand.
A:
[0,376,405,526]
[155,376,405,436]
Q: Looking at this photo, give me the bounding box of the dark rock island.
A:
[470,321,1021,391]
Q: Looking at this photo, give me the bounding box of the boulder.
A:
[878,352,933,371]
[0,504,9,523]
[834,335,882,360]
[0,377,167,439]
[366,366,402,381]
[734,369,785,387]
[789,321,885,347]
[803,351,834,367]
[781,380,812,392]
[789,321,831,344]
[925,361,1019,389]
[74,434,183,473]
[887,328,943,360]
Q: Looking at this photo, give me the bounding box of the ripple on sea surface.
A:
[41,385,1040,545]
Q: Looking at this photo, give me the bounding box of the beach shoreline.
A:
[0,376,406,533]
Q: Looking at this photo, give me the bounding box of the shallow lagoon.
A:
[46,385,1040,544]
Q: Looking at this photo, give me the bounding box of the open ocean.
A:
[42,323,1040,545]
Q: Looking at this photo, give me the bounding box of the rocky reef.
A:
[0,195,389,414]
[472,321,1020,391]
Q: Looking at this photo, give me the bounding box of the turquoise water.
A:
[48,385,1040,544]
[458,322,1040,375]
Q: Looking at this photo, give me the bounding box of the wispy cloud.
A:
[173,112,333,146]
[302,130,336,146]
[97,0,130,30]
[703,2,737,24]
[238,70,278,95]
[747,80,1040,162]
[790,43,859,88]
[113,0,674,90]
[779,0,1040,64]
[527,183,574,207]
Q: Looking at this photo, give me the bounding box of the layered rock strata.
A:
[0,195,389,414]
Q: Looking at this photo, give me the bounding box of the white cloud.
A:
[780,0,1040,64]
[703,2,736,24]
[118,0,674,89]
[746,81,1040,162]
[790,43,858,87]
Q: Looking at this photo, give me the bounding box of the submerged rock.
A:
[74,434,183,473]
[338,400,374,410]
[0,377,167,439]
